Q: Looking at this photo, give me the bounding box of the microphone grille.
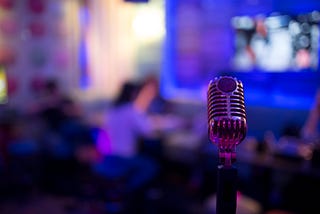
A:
[207,76,247,147]
[207,76,246,122]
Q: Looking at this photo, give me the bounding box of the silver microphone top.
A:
[207,76,247,165]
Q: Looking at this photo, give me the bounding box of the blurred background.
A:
[0,0,319,213]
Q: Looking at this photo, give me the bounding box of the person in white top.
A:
[94,77,160,199]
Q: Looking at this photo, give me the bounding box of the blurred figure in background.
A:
[301,89,320,173]
[93,76,162,212]
[28,78,67,131]
[26,78,96,195]
[301,89,320,141]
[105,78,157,157]
[100,75,173,158]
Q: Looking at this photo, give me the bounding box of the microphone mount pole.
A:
[216,148,237,214]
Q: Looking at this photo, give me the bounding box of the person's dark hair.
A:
[44,78,59,94]
[114,81,140,106]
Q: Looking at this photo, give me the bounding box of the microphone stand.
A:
[216,149,237,214]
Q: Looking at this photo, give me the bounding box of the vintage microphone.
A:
[207,76,247,214]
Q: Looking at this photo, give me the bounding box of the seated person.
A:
[301,89,320,141]
[94,78,160,195]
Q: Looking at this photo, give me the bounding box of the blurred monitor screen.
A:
[232,11,320,71]
[162,0,320,109]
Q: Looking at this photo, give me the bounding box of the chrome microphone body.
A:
[207,76,247,167]
[207,76,247,214]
